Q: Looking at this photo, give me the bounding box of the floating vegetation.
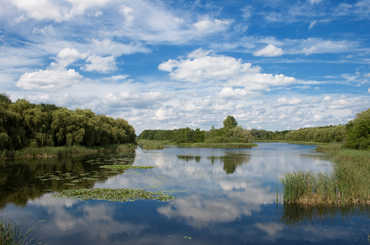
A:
[55,188,174,202]
[282,144,370,206]
[177,155,201,162]
[99,165,154,170]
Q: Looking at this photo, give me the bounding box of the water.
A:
[0,143,369,244]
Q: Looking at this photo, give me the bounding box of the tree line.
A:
[139,109,369,150]
[0,94,136,150]
[138,116,255,144]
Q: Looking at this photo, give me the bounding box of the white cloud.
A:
[159,49,295,92]
[84,55,116,73]
[253,44,284,57]
[9,0,111,22]
[16,68,82,90]
[115,0,231,43]
[308,0,323,4]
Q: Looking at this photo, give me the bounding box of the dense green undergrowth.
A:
[283,144,370,206]
[0,144,136,160]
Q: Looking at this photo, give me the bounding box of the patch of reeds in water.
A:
[0,220,41,245]
[282,144,370,206]
[55,188,174,202]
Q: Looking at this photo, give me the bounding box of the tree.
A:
[223,116,238,129]
[345,108,370,150]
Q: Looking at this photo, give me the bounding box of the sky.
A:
[0,0,369,133]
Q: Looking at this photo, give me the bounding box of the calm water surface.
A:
[0,143,369,244]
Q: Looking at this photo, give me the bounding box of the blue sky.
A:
[0,0,369,132]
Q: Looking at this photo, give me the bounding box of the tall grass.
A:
[282,144,370,205]
[0,220,41,245]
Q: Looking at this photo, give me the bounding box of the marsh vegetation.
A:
[56,188,174,202]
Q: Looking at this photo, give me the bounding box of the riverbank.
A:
[138,139,257,150]
[282,144,370,206]
[0,144,136,160]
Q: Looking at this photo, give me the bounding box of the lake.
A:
[0,143,369,244]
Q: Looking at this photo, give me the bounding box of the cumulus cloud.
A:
[116,0,231,43]
[9,0,111,22]
[84,55,116,73]
[159,49,295,92]
[253,44,284,57]
[16,68,82,90]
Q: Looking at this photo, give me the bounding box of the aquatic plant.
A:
[282,144,370,206]
[55,188,174,202]
[99,165,154,170]
[0,220,41,245]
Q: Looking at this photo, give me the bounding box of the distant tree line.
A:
[0,94,136,150]
[139,108,369,150]
[250,108,369,150]
[250,126,346,143]
[138,115,255,144]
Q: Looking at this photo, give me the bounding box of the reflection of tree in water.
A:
[282,204,370,224]
[177,155,201,162]
[0,151,135,209]
[207,153,251,174]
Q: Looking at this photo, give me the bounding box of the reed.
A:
[282,144,370,206]
[0,220,41,245]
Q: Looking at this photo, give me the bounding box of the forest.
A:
[0,94,136,151]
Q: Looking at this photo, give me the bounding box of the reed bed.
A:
[282,144,370,206]
[0,220,41,245]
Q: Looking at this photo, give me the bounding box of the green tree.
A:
[223,116,238,129]
[345,108,370,149]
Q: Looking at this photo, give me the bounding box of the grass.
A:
[176,142,258,149]
[1,144,136,160]
[55,188,174,202]
[99,165,154,170]
[255,140,328,145]
[282,144,370,206]
[137,140,171,150]
[0,220,41,245]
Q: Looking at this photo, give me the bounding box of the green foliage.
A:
[282,144,370,205]
[0,220,41,245]
[0,95,136,152]
[139,116,254,145]
[344,108,370,150]
[138,128,205,144]
[56,188,174,202]
[223,115,237,129]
